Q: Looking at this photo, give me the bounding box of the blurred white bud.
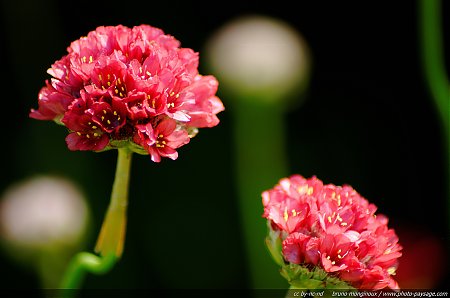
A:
[205,14,311,104]
[0,176,89,249]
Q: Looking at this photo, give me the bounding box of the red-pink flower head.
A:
[262,175,402,290]
[30,25,224,162]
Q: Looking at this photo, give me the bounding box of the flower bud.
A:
[205,14,311,105]
[0,176,89,253]
[0,176,91,287]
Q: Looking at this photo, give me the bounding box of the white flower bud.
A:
[0,176,89,249]
[205,14,311,104]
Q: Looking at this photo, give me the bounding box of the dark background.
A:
[0,0,449,293]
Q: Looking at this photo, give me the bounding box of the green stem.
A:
[419,0,449,126]
[59,148,133,290]
[418,0,450,231]
[95,148,132,257]
[59,253,117,290]
[232,99,289,289]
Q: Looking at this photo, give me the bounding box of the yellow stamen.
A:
[297,185,308,195]
[387,267,396,275]
[283,206,289,222]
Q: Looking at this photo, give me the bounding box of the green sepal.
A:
[97,139,149,155]
[53,116,64,126]
[265,222,284,267]
[280,263,355,290]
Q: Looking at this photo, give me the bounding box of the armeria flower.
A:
[30,25,224,162]
[262,175,402,290]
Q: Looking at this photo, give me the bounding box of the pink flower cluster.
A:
[30,25,224,162]
[262,175,402,290]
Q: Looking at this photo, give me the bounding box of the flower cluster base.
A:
[281,263,355,290]
[266,222,355,290]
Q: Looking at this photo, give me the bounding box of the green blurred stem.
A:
[60,148,132,290]
[419,0,449,127]
[59,253,117,290]
[232,99,289,288]
[419,0,450,230]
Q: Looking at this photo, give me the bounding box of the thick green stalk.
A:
[59,148,133,291]
[95,148,132,257]
[232,99,288,289]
